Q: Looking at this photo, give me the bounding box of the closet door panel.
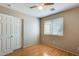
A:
[14,18,21,49]
[10,38,15,50]
[6,38,11,51]
[6,16,11,51]
[13,18,19,49]
[1,15,7,52]
[16,22,21,49]
[2,15,7,36]
[2,39,7,52]
[10,17,16,50]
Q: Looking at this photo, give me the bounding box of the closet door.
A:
[0,14,22,55]
[1,15,7,52]
[10,16,21,50]
[9,16,15,50]
[0,15,12,54]
[6,15,12,51]
[13,17,21,49]
[0,14,3,55]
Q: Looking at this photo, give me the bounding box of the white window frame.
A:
[44,17,64,36]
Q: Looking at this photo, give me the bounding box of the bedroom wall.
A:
[40,7,79,54]
[0,5,40,48]
[24,16,40,47]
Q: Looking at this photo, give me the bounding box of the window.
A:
[44,17,64,36]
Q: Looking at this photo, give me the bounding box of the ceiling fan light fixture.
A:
[30,3,55,10]
[37,6,43,10]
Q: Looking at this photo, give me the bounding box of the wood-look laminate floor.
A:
[7,44,76,56]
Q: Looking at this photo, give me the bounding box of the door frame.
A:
[21,19,24,48]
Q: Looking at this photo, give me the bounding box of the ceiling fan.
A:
[30,3,55,10]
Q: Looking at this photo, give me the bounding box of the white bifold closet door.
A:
[0,14,21,55]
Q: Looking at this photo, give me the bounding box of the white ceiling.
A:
[0,3,79,18]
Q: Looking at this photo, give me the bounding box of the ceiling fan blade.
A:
[44,3,54,5]
[30,6,37,8]
[30,3,55,9]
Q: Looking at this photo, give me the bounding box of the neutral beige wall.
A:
[40,7,79,54]
[0,5,40,48]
